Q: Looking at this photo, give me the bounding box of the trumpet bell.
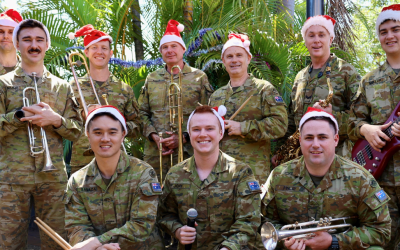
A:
[261,222,278,250]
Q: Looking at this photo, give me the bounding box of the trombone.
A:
[22,72,56,172]
[261,216,356,250]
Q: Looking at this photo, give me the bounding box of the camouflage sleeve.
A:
[52,84,83,142]
[337,176,391,248]
[348,79,371,141]
[157,175,184,236]
[240,85,288,141]
[0,81,27,137]
[199,72,214,106]
[333,68,361,138]
[138,78,157,138]
[220,167,262,249]
[64,176,97,245]
[124,86,142,138]
[97,168,161,244]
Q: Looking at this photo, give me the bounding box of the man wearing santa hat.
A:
[349,4,400,249]
[138,20,214,181]
[0,19,82,249]
[67,24,141,175]
[0,9,23,75]
[272,15,361,166]
[209,33,288,185]
[262,107,391,250]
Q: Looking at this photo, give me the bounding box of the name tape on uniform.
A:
[375,189,388,203]
[248,181,261,191]
[151,182,162,193]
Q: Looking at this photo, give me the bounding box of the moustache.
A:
[28,48,41,53]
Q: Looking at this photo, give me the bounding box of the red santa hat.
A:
[221,33,252,59]
[375,4,400,37]
[301,15,336,40]
[85,105,127,134]
[0,9,22,28]
[187,105,227,136]
[13,19,51,51]
[299,107,338,133]
[159,20,186,52]
[68,24,113,49]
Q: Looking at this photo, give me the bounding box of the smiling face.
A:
[300,119,338,170]
[379,20,400,57]
[87,115,125,160]
[304,25,333,60]
[160,41,185,67]
[17,27,48,65]
[189,112,223,157]
[222,46,251,78]
[0,25,15,52]
[84,40,113,69]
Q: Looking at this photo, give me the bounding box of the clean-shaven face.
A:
[379,20,400,56]
[0,25,15,52]
[304,25,333,60]
[189,112,223,156]
[84,40,113,69]
[160,41,185,66]
[17,27,48,65]
[222,46,251,77]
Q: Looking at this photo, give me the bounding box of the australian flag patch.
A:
[151,182,162,193]
[275,96,284,103]
[247,181,261,191]
[375,189,388,202]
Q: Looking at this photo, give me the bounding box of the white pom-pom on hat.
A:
[177,23,184,32]
[243,40,250,47]
[68,32,76,40]
[218,105,227,117]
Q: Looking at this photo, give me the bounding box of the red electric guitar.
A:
[352,100,400,179]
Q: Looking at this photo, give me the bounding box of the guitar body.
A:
[352,101,400,179]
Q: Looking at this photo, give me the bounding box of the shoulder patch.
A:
[274,96,284,103]
[151,182,162,193]
[375,189,388,203]
[149,169,156,178]
[370,179,378,188]
[247,181,261,191]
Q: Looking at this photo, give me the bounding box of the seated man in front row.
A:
[158,105,262,249]
[64,106,163,250]
[261,107,391,250]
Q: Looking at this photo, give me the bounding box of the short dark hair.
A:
[381,19,398,26]
[87,112,125,132]
[17,19,48,42]
[300,116,337,134]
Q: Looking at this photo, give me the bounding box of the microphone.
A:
[185,208,198,250]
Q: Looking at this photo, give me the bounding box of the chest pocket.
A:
[208,183,235,232]
[365,80,392,124]
[275,185,308,223]
[6,86,24,111]
[148,80,167,112]
[180,81,201,115]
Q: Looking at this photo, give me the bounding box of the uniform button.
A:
[34,128,38,132]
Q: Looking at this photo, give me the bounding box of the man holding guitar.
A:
[348,4,400,249]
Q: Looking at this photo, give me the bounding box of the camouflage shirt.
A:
[65,151,163,249]
[285,54,361,157]
[209,74,287,183]
[0,66,82,184]
[0,55,21,75]
[138,63,213,156]
[348,61,400,186]
[261,155,391,249]
[158,151,262,250]
[70,74,141,167]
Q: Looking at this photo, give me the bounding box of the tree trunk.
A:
[183,0,193,32]
[278,0,295,23]
[131,0,144,61]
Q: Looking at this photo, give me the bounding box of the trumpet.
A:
[261,216,356,250]
[22,72,56,172]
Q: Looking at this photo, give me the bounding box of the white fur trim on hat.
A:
[84,35,113,49]
[85,106,127,134]
[0,19,18,28]
[221,37,252,59]
[187,105,226,136]
[376,9,400,38]
[301,16,335,40]
[159,35,186,52]
[299,107,338,133]
[13,19,51,51]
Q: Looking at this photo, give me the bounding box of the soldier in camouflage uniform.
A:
[159,105,262,250]
[65,106,163,249]
[209,33,287,184]
[0,19,82,249]
[138,20,213,181]
[0,9,22,75]
[262,108,391,250]
[348,5,400,249]
[68,24,141,175]
[272,15,361,167]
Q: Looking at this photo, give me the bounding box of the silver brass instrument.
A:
[22,72,56,172]
[261,216,356,250]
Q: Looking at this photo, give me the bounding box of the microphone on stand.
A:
[185,208,198,250]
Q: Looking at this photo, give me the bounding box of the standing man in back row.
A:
[138,20,214,181]
[68,24,141,175]
[0,9,22,74]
